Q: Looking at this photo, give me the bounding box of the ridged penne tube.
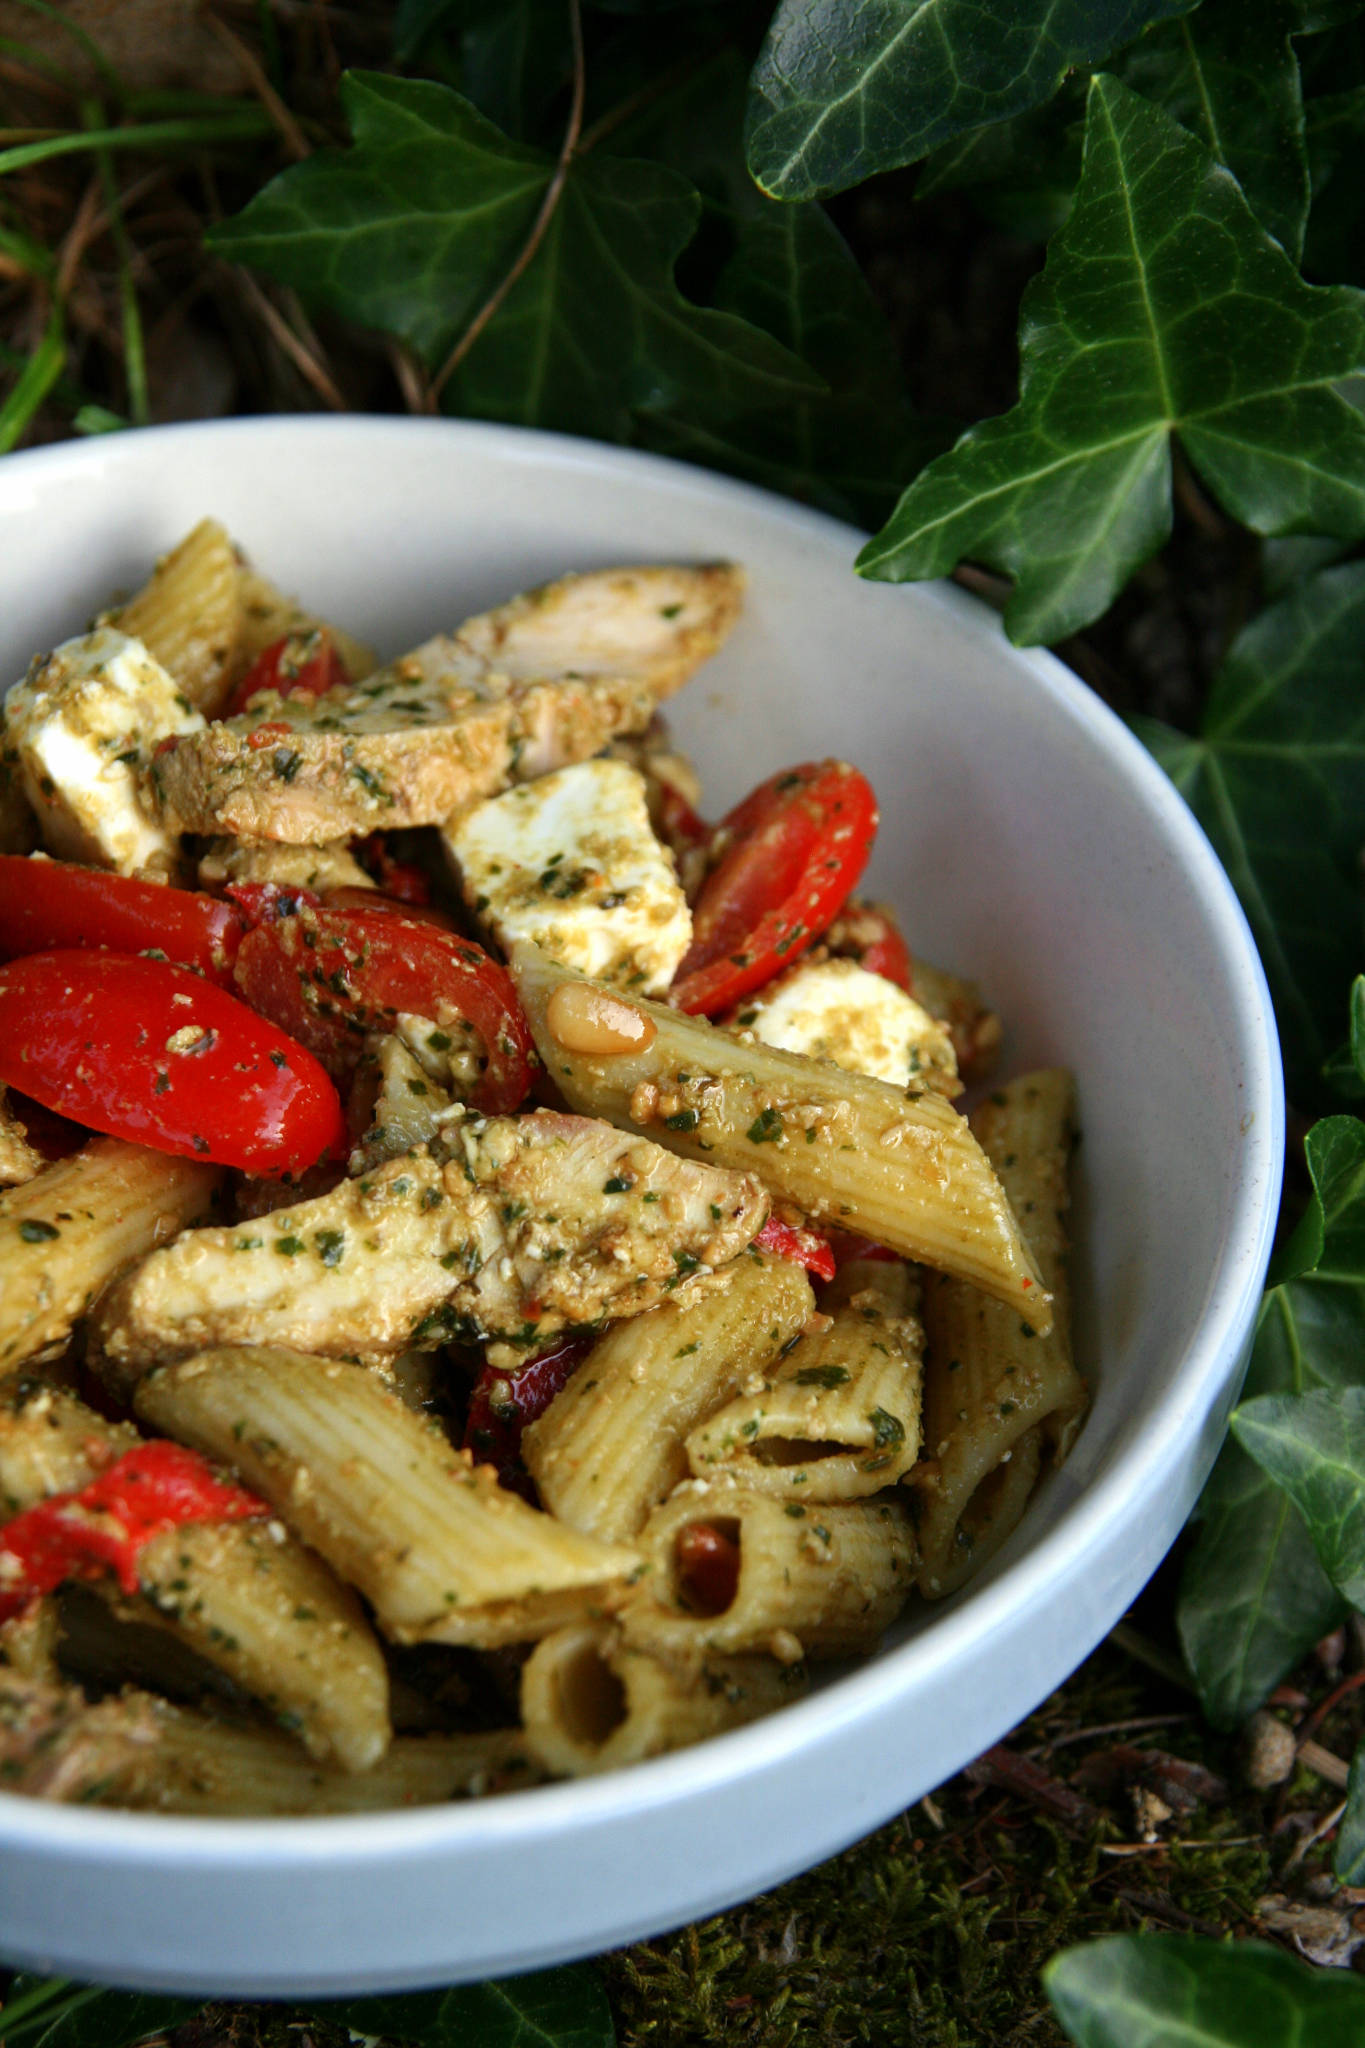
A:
[911,958,1003,1084]
[520,1620,801,1778]
[0,1139,220,1378]
[0,1388,392,1770]
[512,947,1048,1329]
[686,1259,924,1502]
[135,1347,641,1649]
[102,1705,538,1815]
[916,1069,1085,1599]
[235,563,377,683]
[622,1487,915,1661]
[522,1254,815,1544]
[107,519,243,713]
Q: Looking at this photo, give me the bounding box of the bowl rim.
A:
[0,414,1283,1864]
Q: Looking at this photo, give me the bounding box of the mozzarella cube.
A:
[442,758,691,994]
[740,957,961,1096]
[5,627,205,874]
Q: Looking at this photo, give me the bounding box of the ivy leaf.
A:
[1134,562,1365,1102]
[915,88,1084,241]
[1118,0,1310,259]
[1335,1741,1365,1883]
[209,71,821,443]
[1323,975,1365,1101]
[1178,1115,1365,1727]
[744,0,1194,200]
[324,1965,615,2048]
[1303,83,1365,284]
[605,51,945,523]
[1045,1932,1365,2047]
[858,74,1365,647]
[1233,1387,1365,1605]
[0,1978,202,2048]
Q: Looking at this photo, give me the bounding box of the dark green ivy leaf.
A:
[1045,1932,1365,2047]
[1233,1385,1365,1605]
[1134,563,1365,1101]
[1335,1740,1365,1883]
[1323,975,1365,1100]
[325,1964,615,2048]
[0,1978,203,2048]
[605,50,944,523]
[208,71,820,444]
[1118,0,1310,259]
[859,74,1365,646]
[1178,1115,1365,1727]
[744,0,1194,200]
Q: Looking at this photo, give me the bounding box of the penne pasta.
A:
[520,1620,800,1777]
[686,1258,924,1502]
[135,1347,642,1650]
[105,518,243,715]
[523,1252,815,1543]
[915,1070,1085,1597]
[511,946,1049,1328]
[0,1138,220,1379]
[621,1486,916,1662]
[0,1387,391,1769]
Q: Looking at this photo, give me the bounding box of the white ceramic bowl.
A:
[0,418,1281,1996]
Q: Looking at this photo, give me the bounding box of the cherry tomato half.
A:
[670,762,878,1016]
[0,855,244,986]
[824,901,913,993]
[676,1522,741,1615]
[221,629,347,720]
[0,950,347,1173]
[230,892,536,1115]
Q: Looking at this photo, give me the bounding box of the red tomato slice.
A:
[0,1441,267,1621]
[0,950,347,1173]
[221,629,347,720]
[824,901,913,993]
[230,892,536,1114]
[462,1332,594,1498]
[670,762,878,1016]
[752,1216,837,1282]
[676,1521,741,1615]
[323,887,457,932]
[0,855,244,986]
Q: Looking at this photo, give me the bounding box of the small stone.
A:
[1244,1708,1297,1789]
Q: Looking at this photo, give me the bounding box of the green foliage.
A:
[327,1967,615,2048]
[1335,1740,1365,1882]
[859,75,1365,646]
[1135,567,1365,1100]
[1046,1934,1365,2047]
[1177,1111,1365,1726]
[744,0,1194,200]
[0,1977,201,2048]
[1233,1384,1365,1604]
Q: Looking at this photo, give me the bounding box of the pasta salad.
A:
[0,521,1085,1814]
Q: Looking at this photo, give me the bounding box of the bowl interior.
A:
[0,418,1281,1993]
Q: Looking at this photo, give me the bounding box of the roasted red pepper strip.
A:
[230,888,536,1113]
[221,629,347,720]
[0,855,244,987]
[0,949,347,1173]
[753,1216,837,1282]
[463,1334,595,1499]
[353,834,432,906]
[676,1521,741,1615]
[824,1229,901,1267]
[670,762,878,1016]
[0,1441,268,1621]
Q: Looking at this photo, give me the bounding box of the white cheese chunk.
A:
[442,757,691,994]
[741,956,961,1095]
[5,627,205,874]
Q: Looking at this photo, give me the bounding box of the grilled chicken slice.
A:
[0,1673,163,1803]
[93,1109,769,1382]
[151,564,743,844]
